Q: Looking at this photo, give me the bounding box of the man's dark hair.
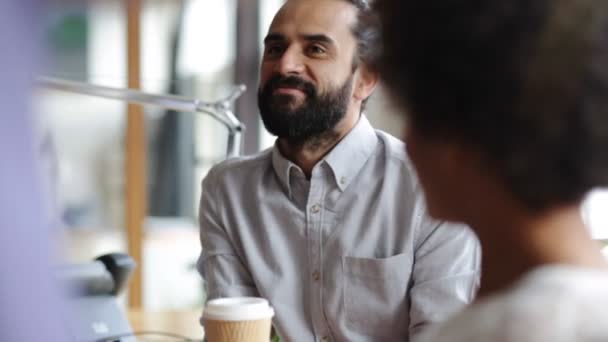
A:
[344,0,381,68]
[342,0,380,110]
[377,0,608,211]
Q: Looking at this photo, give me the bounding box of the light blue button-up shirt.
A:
[198,116,480,341]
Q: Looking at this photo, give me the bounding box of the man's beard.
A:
[257,74,353,146]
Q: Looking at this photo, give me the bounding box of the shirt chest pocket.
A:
[342,253,413,338]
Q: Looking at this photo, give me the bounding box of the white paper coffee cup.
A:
[203,297,275,342]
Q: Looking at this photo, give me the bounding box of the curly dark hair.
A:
[376,0,608,211]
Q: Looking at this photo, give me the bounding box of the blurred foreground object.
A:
[0,0,69,340]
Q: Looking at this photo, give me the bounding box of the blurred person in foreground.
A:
[0,0,69,341]
[198,0,480,340]
[376,0,608,340]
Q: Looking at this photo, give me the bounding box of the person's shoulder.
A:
[502,267,608,340]
[512,265,608,299]
[375,129,416,173]
[417,282,556,342]
[204,148,273,184]
[375,129,406,157]
[442,266,608,342]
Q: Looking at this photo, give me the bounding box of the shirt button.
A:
[321,336,331,342]
[340,176,347,185]
[310,204,321,214]
[312,270,320,281]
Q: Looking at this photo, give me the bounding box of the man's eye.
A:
[308,45,326,55]
[266,45,284,56]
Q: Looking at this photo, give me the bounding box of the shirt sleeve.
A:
[408,202,481,342]
[197,167,259,305]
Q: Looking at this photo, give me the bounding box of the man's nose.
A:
[276,47,305,75]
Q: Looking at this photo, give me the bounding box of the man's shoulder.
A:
[375,129,415,172]
[204,148,273,183]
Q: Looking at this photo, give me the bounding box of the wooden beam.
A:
[126,0,145,308]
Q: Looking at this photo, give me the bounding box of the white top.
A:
[418,265,608,342]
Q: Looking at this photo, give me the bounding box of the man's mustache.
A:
[264,75,316,97]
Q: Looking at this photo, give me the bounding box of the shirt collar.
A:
[323,115,378,191]
[272,144,298,197]
[271,115,378,195]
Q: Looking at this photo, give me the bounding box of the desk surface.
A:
[128,309,204,340]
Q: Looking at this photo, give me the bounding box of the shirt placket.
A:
[307,168,332,342]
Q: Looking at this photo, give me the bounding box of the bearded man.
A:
[197,0,480,340]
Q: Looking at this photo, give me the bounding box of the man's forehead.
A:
[267,0,357,41]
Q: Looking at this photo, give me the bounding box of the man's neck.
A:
[278,113,360,178]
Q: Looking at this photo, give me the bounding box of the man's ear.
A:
[354,64,379,102]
